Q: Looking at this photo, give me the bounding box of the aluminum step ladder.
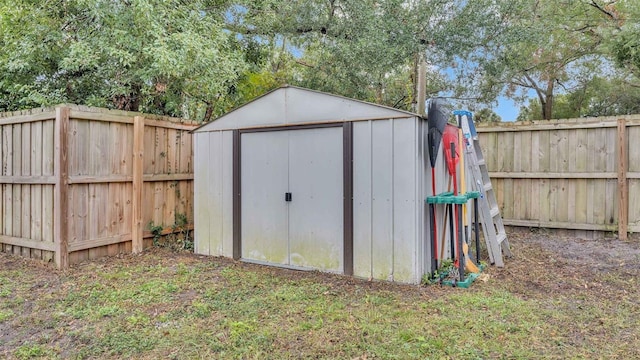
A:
[455,111,512,267]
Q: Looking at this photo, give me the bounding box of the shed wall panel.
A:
[352,117,426,283]
[352,121,373,279]
[392,119,418,283]
[370,120,394,281]
[209,131,224,255]
[221,130,234,258]
[194,133,211,255]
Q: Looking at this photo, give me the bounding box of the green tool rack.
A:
[426,191,481,287]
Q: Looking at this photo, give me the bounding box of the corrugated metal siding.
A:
[194,131,233,257]
[391,118,419,282]
[194,133,210,256]
[353,121,373,278]
[352,117,427,283]
[221,131,234,256]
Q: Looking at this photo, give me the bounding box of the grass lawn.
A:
[1,230,639,359]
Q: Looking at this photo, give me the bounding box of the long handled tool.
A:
[439,176,451,261]
[442,124,461,273]
[458,126,479,274]
[427,100,448,273]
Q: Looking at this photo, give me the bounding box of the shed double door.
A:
[241,127,344,272]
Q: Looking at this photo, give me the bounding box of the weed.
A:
[228,320,257,340]
[191,301,213,318]
[147,213,193,250]
[97,305,122,318]
[0,309,14,322]
[14,344,47,359]
[147,221,164,246]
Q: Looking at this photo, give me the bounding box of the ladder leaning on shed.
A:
[455,110,512,267]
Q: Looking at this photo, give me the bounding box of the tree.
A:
[475,0,618,120]
[473,108,502,123]
[227,0,515,112]
[517,75,640,120]
[0,0,246,121]
[601,0,640,77]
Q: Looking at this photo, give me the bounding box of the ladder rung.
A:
[490,206,500,218]
[484,182,493,192]
[477,159,486,166]
[496,232,507,245]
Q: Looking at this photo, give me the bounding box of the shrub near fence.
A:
[0,105,196,268]
[477,116,640,239]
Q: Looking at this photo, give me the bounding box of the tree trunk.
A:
[542,79,554,120]
[112,84,141,112]
[203,104,215,123]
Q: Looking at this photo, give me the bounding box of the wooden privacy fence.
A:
[477,116,640,239]
[1,105,196,268]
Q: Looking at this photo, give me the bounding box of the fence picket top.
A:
[477,115,640,132]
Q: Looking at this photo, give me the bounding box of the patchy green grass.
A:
[1,233,640,359]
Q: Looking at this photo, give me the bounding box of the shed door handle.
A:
[285,192,292,202]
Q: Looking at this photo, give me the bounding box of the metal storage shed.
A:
[193,85,437,284]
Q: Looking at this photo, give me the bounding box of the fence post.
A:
[132,116,144,253]
[617,118,628,240]
[54,107,69,268]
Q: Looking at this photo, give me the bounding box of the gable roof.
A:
[194,85,419,132]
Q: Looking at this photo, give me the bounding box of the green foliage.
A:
[473,0,624,119]
[517,75,640,120]
[0,0,245,120]
[4,0,640,121]
[14,344,47,359]
[147,213,193,250]
[232,0,506,111]
[607,1,640,76]
[473,108,502,123]
[0,308,14,322]
[147,221,164,247]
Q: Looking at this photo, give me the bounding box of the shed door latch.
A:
[285,192,292,202]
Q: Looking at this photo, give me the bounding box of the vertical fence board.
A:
[54,108,69,268]
[143,125,155,174]
[21,123,31,256]
[42,120,55,262]
[155,127,167,175]
[537,129,550,225]
[617,120,628,238]
[12,124,22,245]
[2,125,12,252]
[31,121,43,259]
[167,129,177,175]
[132,116,144,253]
[628,126,640,231]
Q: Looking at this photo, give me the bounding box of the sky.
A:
[493,97,519,122]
